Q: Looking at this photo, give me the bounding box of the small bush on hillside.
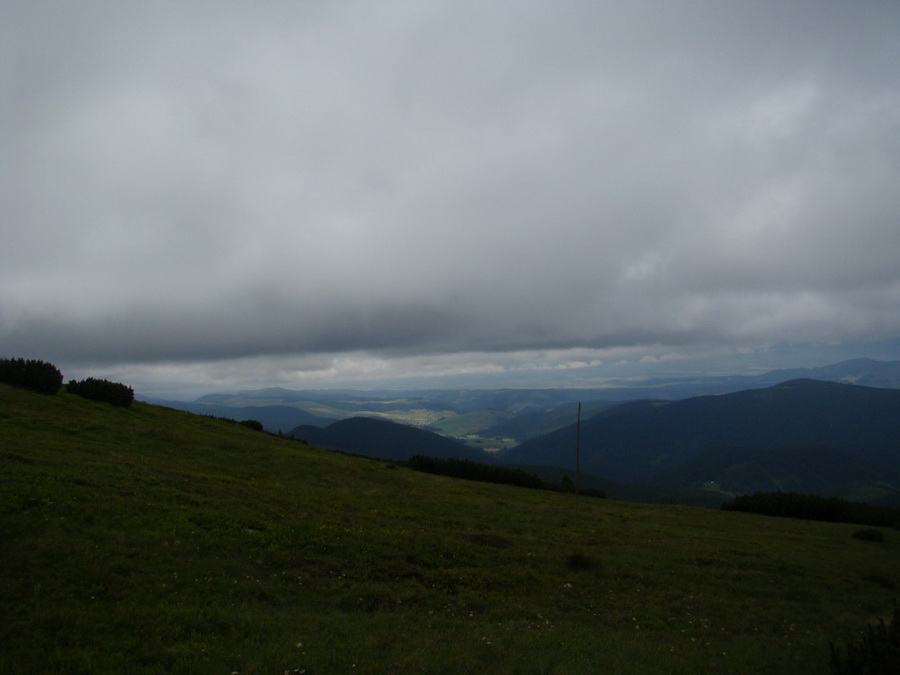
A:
[67,378,134,407]
[829,607,900,674]
[0,358,63,395]
[238,419,264,432]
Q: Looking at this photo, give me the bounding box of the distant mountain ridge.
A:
[477,400,619,441]
[502,379,900,504]
[651,444,900,505]
[136,360,900,505]
[142,358,900,428]
[760,358,900,388]
[138,367,900,507]
[142,399,332,433]
[582,357,900,400]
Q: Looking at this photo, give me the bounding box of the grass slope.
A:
[1,384,897,674]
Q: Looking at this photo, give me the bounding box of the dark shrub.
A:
[67,378,134,407]
[722,491,900,528]
[407,455,545,490]
[830,607,900,674]
[238,419,264,432]
[852,528,885,543]
[0,358,63,395]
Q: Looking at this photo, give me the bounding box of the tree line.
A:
[406,455,605,498]
[721,491,900,528]
[0,357,63,395]
[1,357,133,407]
[66,377,134,407]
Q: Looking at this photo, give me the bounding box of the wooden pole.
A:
[576,401,581,514]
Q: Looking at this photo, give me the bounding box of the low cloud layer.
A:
[3,1,900,394]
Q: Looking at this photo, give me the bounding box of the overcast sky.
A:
[3,1,900,397]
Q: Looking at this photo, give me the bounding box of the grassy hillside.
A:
[1,384,897,674]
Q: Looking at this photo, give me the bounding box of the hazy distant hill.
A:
[195,388,452,413]
[414,389,595,414]
[289,417,487,463]
[759,358,900,388]
[143,399,332,433]
[565,358,900,401]
[479,400,619,441]
[141,358,900,443]
[503,379,900,498]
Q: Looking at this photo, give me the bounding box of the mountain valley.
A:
[146,359,900,507]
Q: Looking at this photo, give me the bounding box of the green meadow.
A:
[1,384,896,674]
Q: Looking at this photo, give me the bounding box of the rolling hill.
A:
[651,444,900,507]
[503,379,900,500]
[478,400,619,442]
[289,416,488,462]
[144,399,333,433]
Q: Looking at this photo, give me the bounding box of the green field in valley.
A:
[1,384,896,673]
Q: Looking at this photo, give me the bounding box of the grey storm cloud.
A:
[3,0,900,393]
